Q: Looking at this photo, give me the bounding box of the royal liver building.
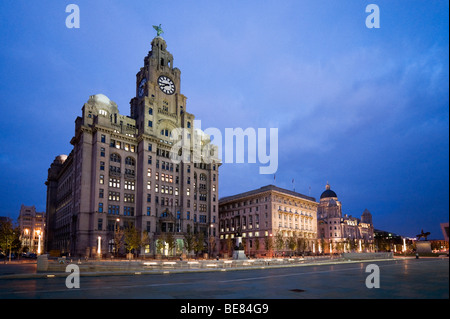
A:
[45,31,220,257]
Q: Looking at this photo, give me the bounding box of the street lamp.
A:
[36,229,41,255]
[114,218,120,256]
[24,228,29,253]
[98,236,102,254]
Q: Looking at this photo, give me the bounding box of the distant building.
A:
[317,183,374,253]
[18,205,45,254]
[219,185,318,257]
[441,222,449,242]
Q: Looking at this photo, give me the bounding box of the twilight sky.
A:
[0,1,448,239]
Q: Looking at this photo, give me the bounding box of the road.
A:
[0,258,447,300]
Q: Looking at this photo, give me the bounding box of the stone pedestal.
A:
[37,254,49,272]
[232,250,248,260]
[416,241,432,253]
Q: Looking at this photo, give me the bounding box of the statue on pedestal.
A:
[416,229,431,241]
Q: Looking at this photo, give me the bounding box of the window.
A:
[147,168,152,177]
[147,181,151,190]
[124,180,135,190]
[109,178,120,188]
[100,148,105,157]
[187,211,190,220]
[101,135,106,143]
[124,194,134,203]
[110,153,121,163]
[148,144,152,152]
[98,218,103,230]
[149,108,153,115]
[125,157,135,166]
[124,206,134,216]
[99,189,104,198]
[147,207,151,216]
[108,205,120,215]
[186,188,190,196]
[100,161,105,171]
[147,194,151,203]
[98,203,103,213]
[108,191,120,201]
[99,175,104,185]
[148,120,153,127]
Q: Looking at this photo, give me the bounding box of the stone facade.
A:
[18,204,45,254]
[219,185,318,257]
[317,183,374,253]
[45,36,220,257]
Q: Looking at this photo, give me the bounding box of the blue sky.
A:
[0,1,448,239]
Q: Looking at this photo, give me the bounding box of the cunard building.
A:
[218,185,318,257]
[45,31,220,257]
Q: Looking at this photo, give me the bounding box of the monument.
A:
[232,227,248,260]
[415,229,432,254]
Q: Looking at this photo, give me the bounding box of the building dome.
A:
[320,183,337,199]
[91,94,111,106]
[86,94,119,115]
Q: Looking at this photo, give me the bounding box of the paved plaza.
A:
[0,257,447,299]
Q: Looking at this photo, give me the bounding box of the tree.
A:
[183,231,195,259]
[113,226,124,257]
[264,236,273,257]
[141,231,151,257]
[194,232,205,258]
[287,235,297,255]
[165,232,176,257]
[275,231,284,254]
[254,237,260,255]
[225,236,233,257]
[0,218,21,262]
[123,224,141,258]
[155,238,165,257]
[209,235,216,258]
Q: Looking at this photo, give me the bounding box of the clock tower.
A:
[130,35,189,137]
[46,28,220,258]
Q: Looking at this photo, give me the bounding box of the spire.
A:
[325,182,330,190]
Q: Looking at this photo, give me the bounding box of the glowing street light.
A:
[36,229,41,255]
[97,236,102,256]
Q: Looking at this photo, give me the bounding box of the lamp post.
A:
[24,228,29,253]
[97,236,102,256]
[36,230,41,255]
[114,218,120,257]
[208,223,214,259]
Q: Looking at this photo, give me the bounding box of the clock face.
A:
[138,78,147,98]
[158,76,175,95]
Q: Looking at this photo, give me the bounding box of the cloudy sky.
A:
[0,1,448,238]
